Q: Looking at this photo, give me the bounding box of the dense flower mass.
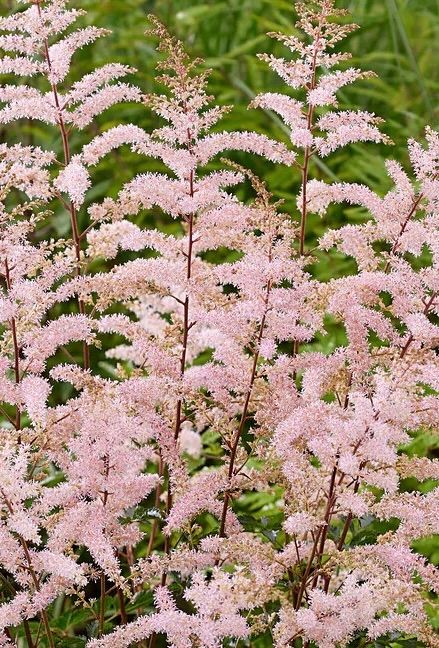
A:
[0,1,438,647]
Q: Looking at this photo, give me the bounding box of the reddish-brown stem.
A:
[384,191,425,273]
[1,492,55,648]
[161,129,196,585]
[298,21,321,258]
[117,587,128,625]
[218,192,276,538]
[311,464,338,586]
[23,622,35,648]
[293,28,321,362]
[299,146,312,258]
[294,526,323,611]
[4,259,21,432]
[146,455,164,557]
[337,486,359,551]
[98,573,106,637]
[400,291,436,359]
[98,454,113,636]
[3,261,41,646]
[219,280,272,537]
[36,0,89,370]
[293,460,341,611]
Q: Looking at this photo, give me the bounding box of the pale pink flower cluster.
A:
[0,1,438,647]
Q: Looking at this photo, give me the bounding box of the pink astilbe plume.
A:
[0,0,438,647]
[0,1,140,128]
[251,0,391,258]
[0,147,87,647]
[0,0,142,375]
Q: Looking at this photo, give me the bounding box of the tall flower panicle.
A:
[0,147,86,648]
[251,0,391,256]
[0,0,142,373]
[0,0,140,129]
[58,11,294,513]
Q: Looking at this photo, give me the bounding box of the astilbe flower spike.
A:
[0,1,438,647]
[251,0,391,258]
[0,0,142,370]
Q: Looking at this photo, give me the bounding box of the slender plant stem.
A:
[298,19,322,257]
[36,0,89,370]
[219,188,275,537]
[218,282,272,537]
[98,454,111,636]
[117,587,128,625]
[294,526,323,611]
[400,291,436,358]
[161,126,195,587]
[4,259,21,432]
[1,491,55,648]
[293,22,321,359]
[3,261,44,647]
[99,572,106,637]
[310,463,338,589]
[147,455,164,557]
[337,481,360,551]
[383,190,426,273]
